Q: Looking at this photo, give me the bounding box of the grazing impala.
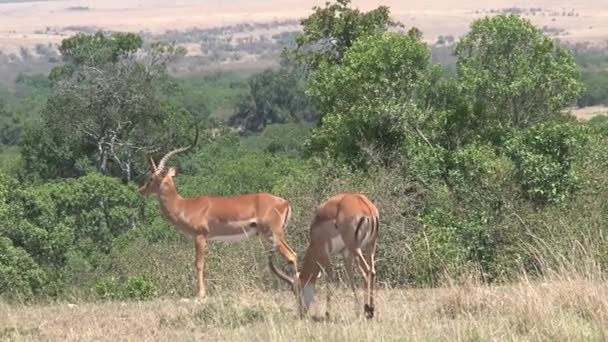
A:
[139,128,298,298]
[270,193,379,319]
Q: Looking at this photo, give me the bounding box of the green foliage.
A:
[3,7,608,302]
[0,237,46,298]
[93,277,123,300]
[586,115,608,136]
[577,70,608,107]
[50,32,143,82]
[455,14,582,129]
[0,146,22,176]
[0,75,49,147]
[93,274,157,300]
[308,101,412,167]
[179,136,312,196]
[241,123,313,156]
[23,32,192,182]
[407,209,479,284]
[506,122,588,204]
[292,0,394,68]
[0,173,146,296]
[19,122,88,181]
[308,32,436,117]
[123,274,158,299]
[229,63,316,132]
[447,143,515,209]
[307,32,440,167]
[174,72,248,120]
[0,101,18,145]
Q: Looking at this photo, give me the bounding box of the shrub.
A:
[447,143,516,212]
[0,237,46,298]
[93,274,157,300]
[506,122,588,204]
[123,274,157,300]
[406,206,516,285]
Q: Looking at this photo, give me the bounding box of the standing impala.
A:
[270,193,379,319]
[139,128,298,298]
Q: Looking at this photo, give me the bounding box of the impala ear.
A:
[167,167,177,178]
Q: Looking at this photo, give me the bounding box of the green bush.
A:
[0,172,148,296]
[93,274,157,300]
[577,70,608,107]
[93,277,123,300]
[406,206,516,285]
[307,31,441,167]
[506,122,588,204]
[0,237,46,298]
[8,174,144,261]
[241,123,313,156]
[455,14,582,129]
[123,275,157,300]
[447,143,515,211]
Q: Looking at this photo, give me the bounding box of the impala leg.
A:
[323,263,333,320]
[277,236,298,273]
[267,208,298,274]
[363,242,377,319]
[194,235,207,298]
[354,248,374,319]
[343,252,362,316]
[262,231,297,274]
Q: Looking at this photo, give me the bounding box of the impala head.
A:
[139,126,199,197]
[269,257,321,317]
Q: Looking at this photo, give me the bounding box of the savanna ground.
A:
[1,0,607,52]
[2,273,608,341]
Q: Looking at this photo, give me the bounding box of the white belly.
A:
[326,234,346,255]
[209,227,258,243]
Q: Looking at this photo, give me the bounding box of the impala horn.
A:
[155,125,199,174]
[268,255,295,286]
[147,146,161,171]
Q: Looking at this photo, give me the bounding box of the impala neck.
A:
[156,179,184,223]
[297,248,324,309]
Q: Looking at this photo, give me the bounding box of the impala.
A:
[139,128,298,298]
[270,193,379,319]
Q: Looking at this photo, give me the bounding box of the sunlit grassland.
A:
[2,272,608,341]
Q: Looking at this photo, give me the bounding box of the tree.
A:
[0,101,18,145]
[22,32,193,182]
[228,61,316,132]
[455,14,582,130]
[306,32,441,167]
[49,32,143,83]
[290,0,395,69]
[0,171,148,296]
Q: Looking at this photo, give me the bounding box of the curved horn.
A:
[156,124,199,173]
[147,146,161,171]
[268,256,294,286]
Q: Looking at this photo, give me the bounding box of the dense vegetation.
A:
[1,0,608,301]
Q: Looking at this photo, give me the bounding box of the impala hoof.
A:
[364,304,374,319]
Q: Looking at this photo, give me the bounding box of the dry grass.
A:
[2,274,608,341]
[573,105,608,121]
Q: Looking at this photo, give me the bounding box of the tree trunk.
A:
[97,142,109,175]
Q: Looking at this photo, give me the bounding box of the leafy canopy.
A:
[291,0,394,69]
[307,32,439,167]
[21,32,192,182]
[455,14,582,130]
